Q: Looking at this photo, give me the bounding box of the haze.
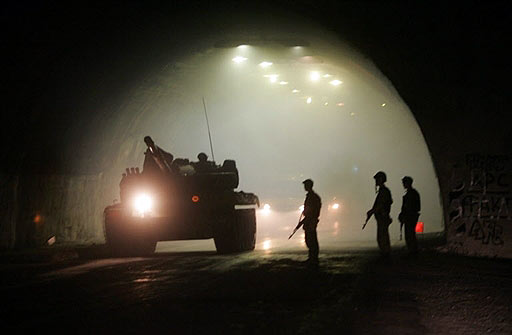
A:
[73,20,443,251]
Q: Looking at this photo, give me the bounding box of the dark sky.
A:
[2,1,510,174]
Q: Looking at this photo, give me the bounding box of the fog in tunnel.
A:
[73,16,443,250]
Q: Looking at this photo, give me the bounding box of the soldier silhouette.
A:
[193,152,213,172]
[198,152,208,163]
[398,176,421,254]
[366,171,393,256]
[294,179,322,265]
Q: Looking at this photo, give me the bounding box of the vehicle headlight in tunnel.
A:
[260,203,271,215]
[133,193,153,217]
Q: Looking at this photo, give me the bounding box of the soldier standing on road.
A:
[398,176,421,254]
[366,171,393,256]
[294,179,322,265]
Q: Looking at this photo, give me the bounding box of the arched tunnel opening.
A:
[3,5,512,334]
[2,5,444,252]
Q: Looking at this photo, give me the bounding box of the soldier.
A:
[398,176,421,254]
[143,136,174,175]
[197,152,208,163]
[366,171,393,256]
[193,152,212,172]
[294,179,322,265]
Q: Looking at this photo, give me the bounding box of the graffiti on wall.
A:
[448,154,511,246]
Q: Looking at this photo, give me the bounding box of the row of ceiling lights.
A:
[232,56,343,86]
[232,55,347,109]
[232,52,386,114]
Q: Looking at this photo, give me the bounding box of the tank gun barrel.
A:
[144,136,173,173]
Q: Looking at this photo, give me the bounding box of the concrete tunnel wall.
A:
[2,2,510,258]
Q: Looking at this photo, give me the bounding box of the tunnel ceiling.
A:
[2,1,509,175]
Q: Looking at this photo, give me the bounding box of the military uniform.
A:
[399,188,421,253]
[371,185,393,255]
[301,190,322,262]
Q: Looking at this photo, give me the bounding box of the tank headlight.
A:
[133,193,153,217]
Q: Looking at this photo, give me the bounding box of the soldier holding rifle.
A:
[290,179,322,265]
[365,171,393,256]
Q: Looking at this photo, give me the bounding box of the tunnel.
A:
[3,5,512,334]
[5,2,489,252]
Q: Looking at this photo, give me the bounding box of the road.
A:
[1,238,374,334]
[1,237,511,334]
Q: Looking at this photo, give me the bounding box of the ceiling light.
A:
[232,56,247,63]
[264,74,279,82]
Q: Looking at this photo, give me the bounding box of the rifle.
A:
[288,213,304,239]
[362,211,372,230]
[362,217,369,230]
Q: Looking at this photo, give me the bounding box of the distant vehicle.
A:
[103,136,259,256]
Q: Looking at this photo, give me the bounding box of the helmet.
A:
[197,152,208,161]
[402,176,413,184]
[373,171,387,182]
[302,179,314,187]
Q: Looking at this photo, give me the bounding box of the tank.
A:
[103,136,259,256]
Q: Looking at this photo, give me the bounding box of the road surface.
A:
[1,237,511,334]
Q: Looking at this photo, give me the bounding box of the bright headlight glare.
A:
[260,203,271,215]
[134,193,153,215]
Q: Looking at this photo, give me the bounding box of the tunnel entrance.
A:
[95,21,443,251]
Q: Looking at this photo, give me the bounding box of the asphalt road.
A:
[1,241,373,334]
[1,237,511,334]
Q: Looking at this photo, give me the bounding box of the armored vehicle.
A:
[104,136,259,256]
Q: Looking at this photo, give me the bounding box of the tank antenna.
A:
[202,97,216,163]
